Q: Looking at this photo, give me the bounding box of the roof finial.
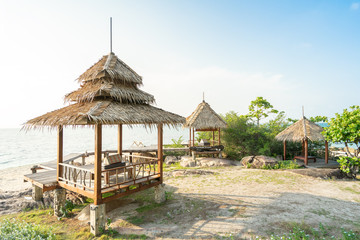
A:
[203,92,205,102]
[110,17,112,53]
[302,105,305,119]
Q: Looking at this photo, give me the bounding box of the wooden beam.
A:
[189,128,192,147]
[94,124,102,205]
[57,125,63,182]
[118,124,122,155]
[304,139,308,165]
[283,140,286,161]
[325,140,329,164]
[58,182,94,199]
[218,128,221,145]
[192,128,195,146]
[157,124,163,184]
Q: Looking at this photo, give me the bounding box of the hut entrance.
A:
[275,116,328,165]
[24,52,185,235]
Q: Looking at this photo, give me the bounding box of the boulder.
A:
[165,156,179,165]
[180,159,197,167]
[241,155,278,168]
[197,158,238,167]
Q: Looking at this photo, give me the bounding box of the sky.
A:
[0,0,359,128]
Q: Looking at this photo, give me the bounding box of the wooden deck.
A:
[24,170,57,192]
[295,158,339,169]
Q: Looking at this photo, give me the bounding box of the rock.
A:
[165,156,179,165]
[241,155,278,168]
[197,158,238,167]
[180,160,196,167]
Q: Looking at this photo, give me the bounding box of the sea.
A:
[0,126,188,170]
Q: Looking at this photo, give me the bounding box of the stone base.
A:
[90,204,106,236]
[32,185,43,201]
[54,188,66,217]
[154,184,166,204]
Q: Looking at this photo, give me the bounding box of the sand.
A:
[0,165,33,192]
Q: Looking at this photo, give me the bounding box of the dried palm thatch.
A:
[64,80,155,104]
[24,100,185,129]
[77,52,142,85]
[24,51,185,129]
[184,101,227,130]
[275,117,324,142]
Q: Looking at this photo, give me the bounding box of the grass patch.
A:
[126,216,145,225]
[262,160,300,170]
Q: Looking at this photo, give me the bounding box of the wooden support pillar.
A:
[304,139,308,165]
[218,128,221,145]
[94,124,102,205]
[57,125,63,182]
[301,141,305,156]
[192,128,195,146]
[325,140,329,164]
[189,128,192,147]
[157,124,163,183]
[212,130,215,146]
[283,141,286,161]
[118,124,122,155]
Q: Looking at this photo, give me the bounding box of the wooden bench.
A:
[103,154,130,184]
[192,150,222,160]
[294,155,316,163]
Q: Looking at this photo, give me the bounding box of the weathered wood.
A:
[58,182,94,198]
[218,128,221,145]
[118,124,122,155]
[24,170,57,192]
[283,141,286,160]
[57,126,63,181]
[192,128,195,147]
[158,124,163,184]
[325,140,329,164]
[94,124,102,205]
[189,128,192,147]
[304,139,308,165]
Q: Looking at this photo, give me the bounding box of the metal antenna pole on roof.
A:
[302,106,305,119]
[203,92,205,102]
[110,17,112,53]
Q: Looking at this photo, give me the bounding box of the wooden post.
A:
[94,124,102,205]
[189,128,192,147]
[304,139,308,165]
[325,140,329,164]
[302,141,305,156]
[192,128,195,146]
[157,124,163,183]
[57,125,63,182]
[218,128,221,145]
[212,130,215,146]
[283,141,286,161]
[118,124,122,155]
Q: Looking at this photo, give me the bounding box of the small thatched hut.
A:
[184,100,227,146]
[24,52,185,235]
[275,116,328,165]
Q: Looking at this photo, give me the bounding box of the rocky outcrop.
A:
[241,155,278,168]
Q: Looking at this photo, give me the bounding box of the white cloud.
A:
[351,2,359,10]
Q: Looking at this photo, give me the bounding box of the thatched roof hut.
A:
[25,52,184,128]
[185,100,226,147]
[185,100,227,130]
[275,117,324,142]
[24,51,185,216]
[275,116,328,165]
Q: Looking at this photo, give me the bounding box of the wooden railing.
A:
[58,163,94,191]
[101,155,160,191]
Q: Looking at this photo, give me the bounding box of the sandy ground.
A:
[1,164,360,239]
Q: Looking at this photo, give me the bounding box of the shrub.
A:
[0,218,55,240]
[338,156,360,178]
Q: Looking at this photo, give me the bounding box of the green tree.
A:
[323,105,360,157]
[248,97,278,126]
[309,116,328,123]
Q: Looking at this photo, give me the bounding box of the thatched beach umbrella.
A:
[25,52,185,207]
[275,116,328,165]
[184,100,227,146]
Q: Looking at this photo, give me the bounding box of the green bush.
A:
[338,156,360,178]
[0,218,55,240]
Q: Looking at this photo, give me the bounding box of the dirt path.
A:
[108,166,360,239]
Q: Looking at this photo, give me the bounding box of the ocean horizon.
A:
[0,126,188,170]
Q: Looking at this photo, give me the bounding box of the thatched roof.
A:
[25,100,185,129]
[64,81,155,104]
[275,117,325,142]
[77,52,142,85]
[24,52,185,128]
[184,101,227,130]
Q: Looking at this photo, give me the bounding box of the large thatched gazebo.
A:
[24,52,185,235]
[184,100,227,147]
[275,116,328,165]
